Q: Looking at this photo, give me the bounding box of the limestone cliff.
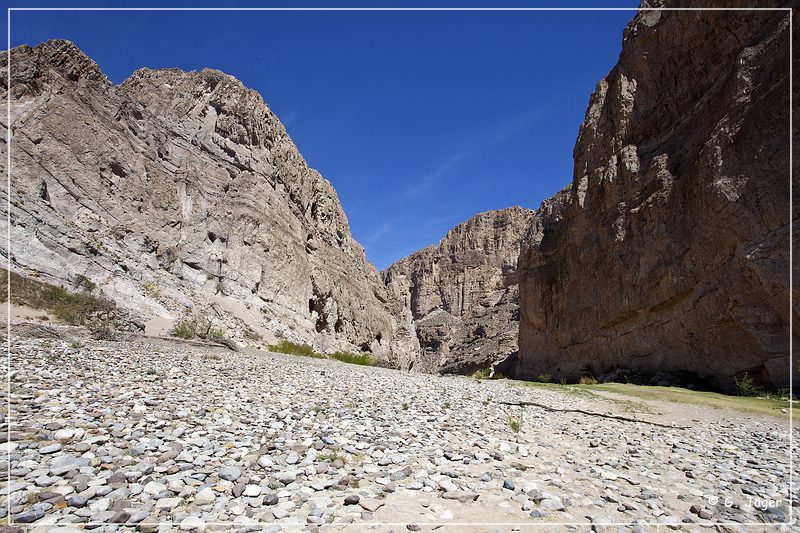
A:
[0,39,419,366]
[384,206,538,373]
[516,3,794,390]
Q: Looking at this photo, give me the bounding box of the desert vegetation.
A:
[168,314,225,341]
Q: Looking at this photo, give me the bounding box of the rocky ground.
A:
[2,323,797,532]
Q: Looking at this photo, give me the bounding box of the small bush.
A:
[774,388,795,401]
[330,352,372,366]
[1,268,117,328]
[169,319,198,340]
[268,340,323,358]
[169,314,226,341]
[87,318,118,340]
[734,372,764,397]
[508,417,522,433]
[401,402,409,410]
[579,375,598,385]
[490,371,506,380]
[243,326,262,341]
[316,452,346,463]
[472,367,491,379]
[536,374,553,383]
[73,274,96,292]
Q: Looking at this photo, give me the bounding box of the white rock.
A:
[53,429,75,441]
[179,515,206,531]
[143,481,166,495]
[243,484,261,497]
[194,487,216,506]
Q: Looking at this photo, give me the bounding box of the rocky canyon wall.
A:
[1,40,419,366]
[384,205,565,374]
[516,2,795,390]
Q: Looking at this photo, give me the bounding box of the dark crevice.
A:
[208,231,227,244]
[498,401,690,430]
[38,180,50,202]
[109,162,127,178]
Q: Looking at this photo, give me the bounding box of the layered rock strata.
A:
[0,39,418,366]
[384,207,539,373]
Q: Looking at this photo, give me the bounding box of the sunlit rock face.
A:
[384,206,541,374]
[1,39,419,366]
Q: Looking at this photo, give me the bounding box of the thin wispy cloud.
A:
[280,107,303,130]
[402,151,470,198]
[363,218,404,248]
[400,102,553,200]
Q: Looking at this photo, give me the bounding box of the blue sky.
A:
[6,1,638,270]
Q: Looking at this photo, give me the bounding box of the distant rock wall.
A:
[0,39,419,366]
[384,207,537,373]
[516,3,795,391]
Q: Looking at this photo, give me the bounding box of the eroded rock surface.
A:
[516,3,794,390]
[0,39,418,366]
[384,207,536,374]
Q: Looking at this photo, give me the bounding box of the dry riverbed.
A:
[2,322,797,532]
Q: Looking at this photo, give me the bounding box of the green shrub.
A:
[579,375,598,385]
[1,268,116,327]
[734,372,764,397]
[169,314,225,341]
[508,417,522,433]
[330,352,372,366]
[316,452,346,463]
[87,318,118,340]
[73,274,96,292]
[268,340,323,358]
[243,326,262,341]
[169,319,199,340]
[401,402,409,410]
[208,327,225,339]
[472,367,492,379]
[490,371,506,380]
[536,374,553,383]
[774,388,795,401]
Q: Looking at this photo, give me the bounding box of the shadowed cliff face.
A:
[516,2,795,391]
[0,39,419,366]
